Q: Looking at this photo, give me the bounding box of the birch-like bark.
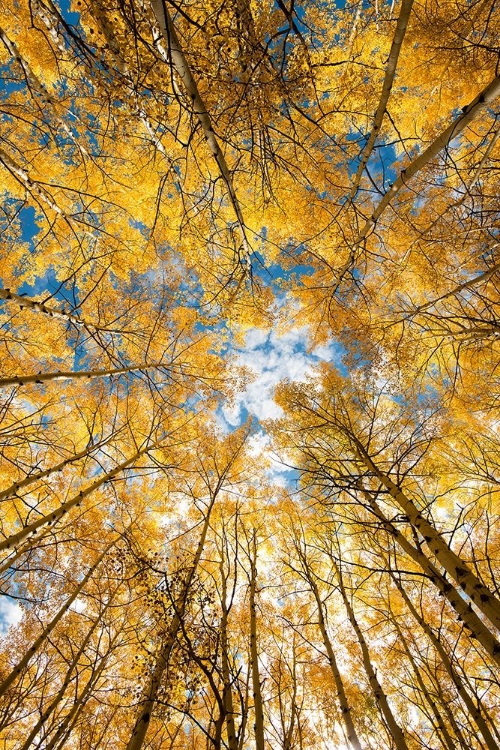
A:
[353,442,500,631]
[86,1,187,202]
[357,75,500,240]
[393,620,457,750]
[438,696,472,750]
[349,0,414,199]
[0,538,115,701]
[421,129,500,238]
[0,438,161,553]
[125,491,217,750]
[333,561,409,750]
[335,75,500,286]
[125,431,249,750]
[404,253,500,316]
[0,287,128,334]
[365,490,500,667]
[308,576,363,750]
[0,147,65,217]
[19,587,119,750]
[238,663,250,750]
[31,0,67,55]
[249,533,265,750]
[43,650,110,750]
[0,540,44,578]
[220,561,239,750]
[0,434,113,502]
[0,361,166,388]
[283,648,299,750]
[150,0,251,265]
[0,26,88,156]
[393,576,499,750]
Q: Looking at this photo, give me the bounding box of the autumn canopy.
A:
[0,0,500,747]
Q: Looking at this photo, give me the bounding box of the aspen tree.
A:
[246,528,265,750]
[289,543,363,750]
[2,0,500,746]
[392,574,499,750]
[19,583,121,750]
[125,427,249,750]
[0,535,116,702]
[0,437,164,554]
[218,538,239,750]
[329,554,409,750]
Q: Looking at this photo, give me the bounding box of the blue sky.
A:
[0,596,22,637]
[220,324,345,428]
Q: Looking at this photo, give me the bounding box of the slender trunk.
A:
[0,439,160,554]
[0,26,87,157]
[355,75,500,243]
[0,361,165,388]
[398,254,500,318]
[334,75,500,288]
[0,538,114,702]
[283,654,298,750]
[44,650,111,750]
[0,286,125,334]
[355,447,500,631]
[439,692,477,750]
[150,0,251,263]
[394,621,456,750]
[249,534,265,750]
[19,588,118,750]
[364,491,500,667]
[309,578,363,750]
[334,561,409,750]
[420,132,500,239]
[393,576,499,750]
[125,493,216,750]
[81,1,187,202]
[0,434,113,502]
[220,562,239,750]
[32,0,68,55]
[238,668,250,750]
[349,0,415,198]
[0,146,65,216]
[0,541,42,578]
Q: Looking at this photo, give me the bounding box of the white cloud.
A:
[244,328,269,350]
[70,598,87,614]
[0,598,23,636]
[247,430,296,486]
[221,326,337,428]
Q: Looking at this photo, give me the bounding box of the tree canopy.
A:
[1,0,500,747]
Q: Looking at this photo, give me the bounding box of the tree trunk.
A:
[150,0,250,265]
[354,75,500,243]
[364,490,500,667]
[309,577,363,750]
[19,587,118,750]
[393,576,499,750]
[0,286,126,333]
[394,621,456,750]
[0,361,165,388]
[43,650,111,750]
[0,434,113,502]
[0,537,115,701]
[220,560,239,750]
[355,448,500,631]
[333,560,409,750]
[0,438,161,554]
[349,0,415,199]
[249,532,265,750]
[125,490,217,750]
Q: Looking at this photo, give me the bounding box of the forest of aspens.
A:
[1,0,500,748]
